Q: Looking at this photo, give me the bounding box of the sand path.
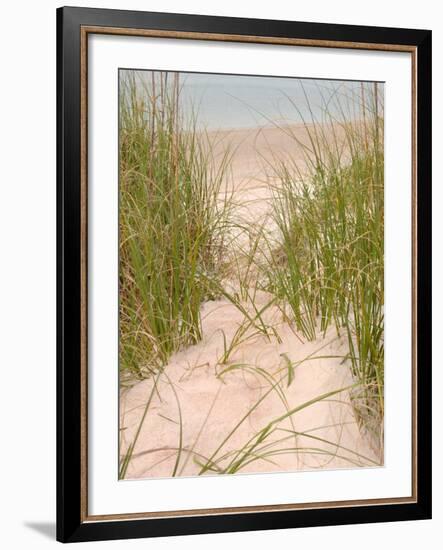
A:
[120,124,381,479]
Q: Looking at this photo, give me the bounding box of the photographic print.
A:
[57,8,431,541]
[118,69,385,480]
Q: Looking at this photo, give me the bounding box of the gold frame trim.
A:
[80,26,418,523]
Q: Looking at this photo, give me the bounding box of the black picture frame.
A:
[57,6,432,543]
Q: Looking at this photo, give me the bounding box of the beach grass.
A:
[262,82,384,445]
[119,71,232,381]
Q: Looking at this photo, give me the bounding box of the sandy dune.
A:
[120,123,382,479]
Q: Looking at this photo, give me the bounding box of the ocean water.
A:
[121,69,384,131]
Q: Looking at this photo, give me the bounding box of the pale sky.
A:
[121,69,384,130]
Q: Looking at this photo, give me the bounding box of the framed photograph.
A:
[57,6,432,543]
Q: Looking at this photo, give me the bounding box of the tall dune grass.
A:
[119,71,232,381]
[263,83,384,446]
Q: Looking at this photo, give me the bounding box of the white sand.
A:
[120,124,382,479]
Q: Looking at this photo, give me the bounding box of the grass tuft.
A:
[119,71,232,381]
[262,82,384,446]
